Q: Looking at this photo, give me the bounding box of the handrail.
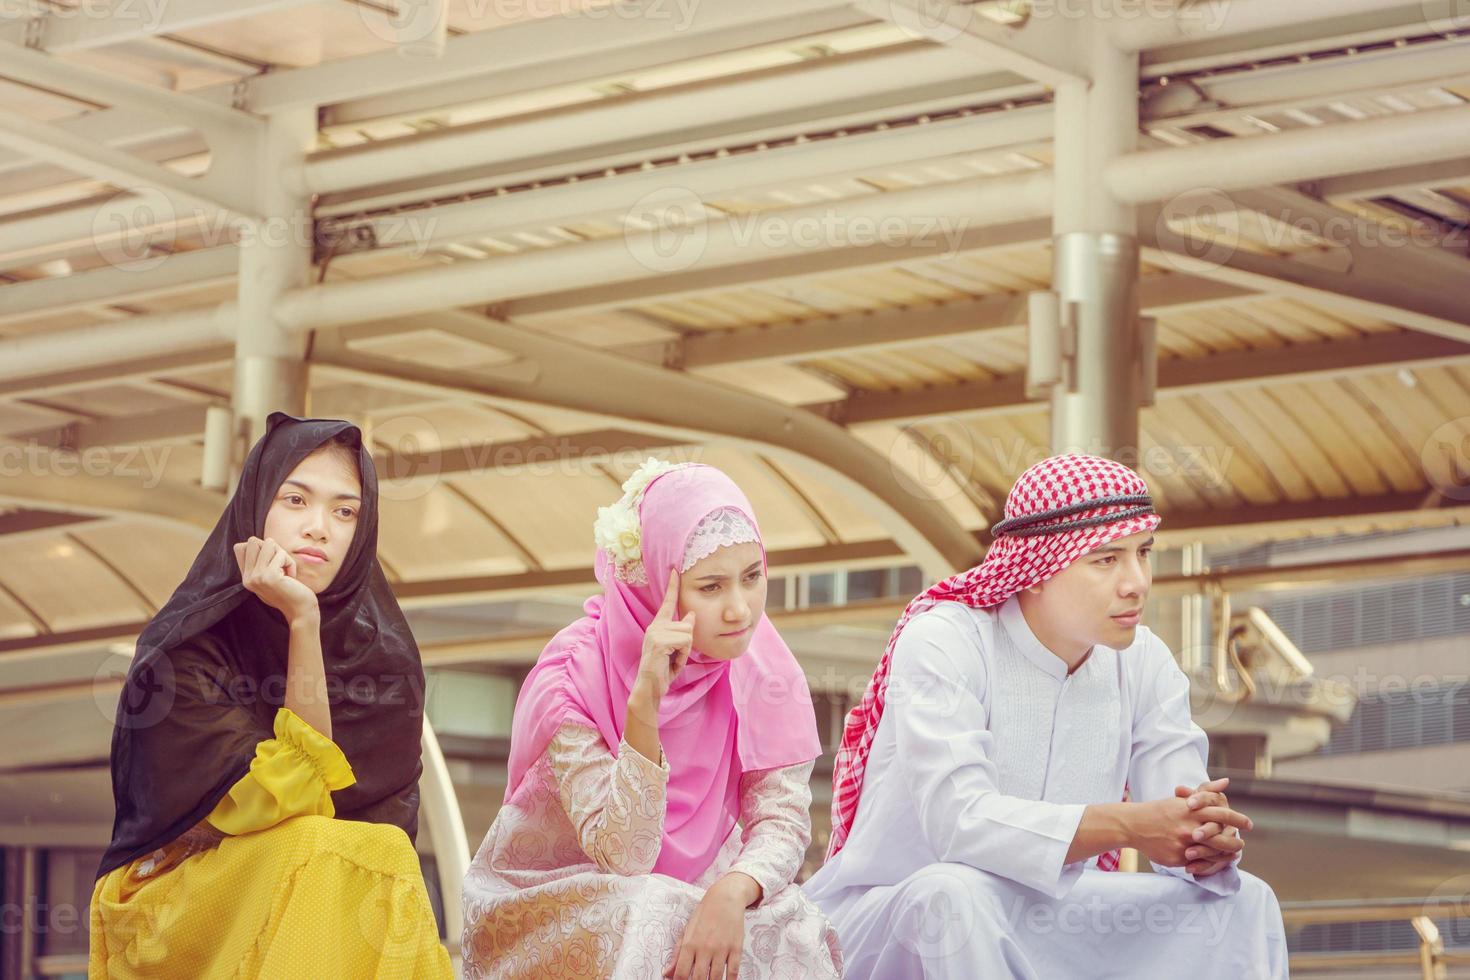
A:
[1281,898,1467,980]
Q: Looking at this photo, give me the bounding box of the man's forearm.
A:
[1065,802,1131,864]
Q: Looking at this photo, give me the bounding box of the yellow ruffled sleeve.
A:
[204,707,357,837]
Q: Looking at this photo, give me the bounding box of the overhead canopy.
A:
[2,0,1468,652]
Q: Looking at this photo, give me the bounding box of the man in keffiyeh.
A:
[803,453,1288,979]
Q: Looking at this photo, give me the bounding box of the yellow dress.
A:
[89,707,453,979]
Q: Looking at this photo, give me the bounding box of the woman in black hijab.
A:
[89,413,452,979]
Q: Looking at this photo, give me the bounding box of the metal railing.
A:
[1283,898,1470,978]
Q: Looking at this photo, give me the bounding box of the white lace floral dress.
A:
[462,723,844,978]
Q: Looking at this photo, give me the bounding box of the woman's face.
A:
[677,541,767,661]
[261,448,363,595]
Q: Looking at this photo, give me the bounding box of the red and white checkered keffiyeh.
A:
[827,453,1162,865]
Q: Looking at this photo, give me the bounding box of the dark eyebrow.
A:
[282,479,362,503]
[1091,536,1156,556]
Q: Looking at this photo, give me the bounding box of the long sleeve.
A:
[548,722,669,877]
[1126,634,1242,897]
[729,761,814,905]
[892,611,1088,899]
[204,706,357,836]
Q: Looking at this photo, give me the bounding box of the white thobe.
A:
[804,595,1288,979]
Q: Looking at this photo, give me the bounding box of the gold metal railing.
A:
[1283,898,1470,978]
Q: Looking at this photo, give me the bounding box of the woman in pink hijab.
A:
[461,460,843,980]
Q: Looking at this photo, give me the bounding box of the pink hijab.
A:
[506,464,822,882]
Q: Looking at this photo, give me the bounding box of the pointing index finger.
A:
[658,571,680,619]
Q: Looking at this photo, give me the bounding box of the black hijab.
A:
[98,413,425,879]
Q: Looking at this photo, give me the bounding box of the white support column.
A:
[1047,15,1143,460]
[232,108,315,451]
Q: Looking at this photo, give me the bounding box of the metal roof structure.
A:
[3,0,1469,654]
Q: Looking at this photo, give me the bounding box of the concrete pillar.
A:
[232,107,315,454]
[1048,16,1144,460]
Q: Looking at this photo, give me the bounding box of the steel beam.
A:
[312,310,985,579]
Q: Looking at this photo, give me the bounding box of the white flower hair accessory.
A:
[593,457,687,585]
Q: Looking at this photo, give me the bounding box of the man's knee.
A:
[886,865,1016,970]
[895,865,1012,929]
[1231,870,1282,918]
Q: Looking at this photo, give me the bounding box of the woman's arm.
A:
[234,535,332,740]
[627,570,696,763]
[285,610,331,741]
[549,723,668,876]
[624,677,662,769]
[727,761,815,906]
[116,637,353,851]
[665,761,809,979]
[204,705,356,836]
[199,533,349,837]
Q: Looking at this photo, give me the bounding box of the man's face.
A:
[1027,530,1155,651]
